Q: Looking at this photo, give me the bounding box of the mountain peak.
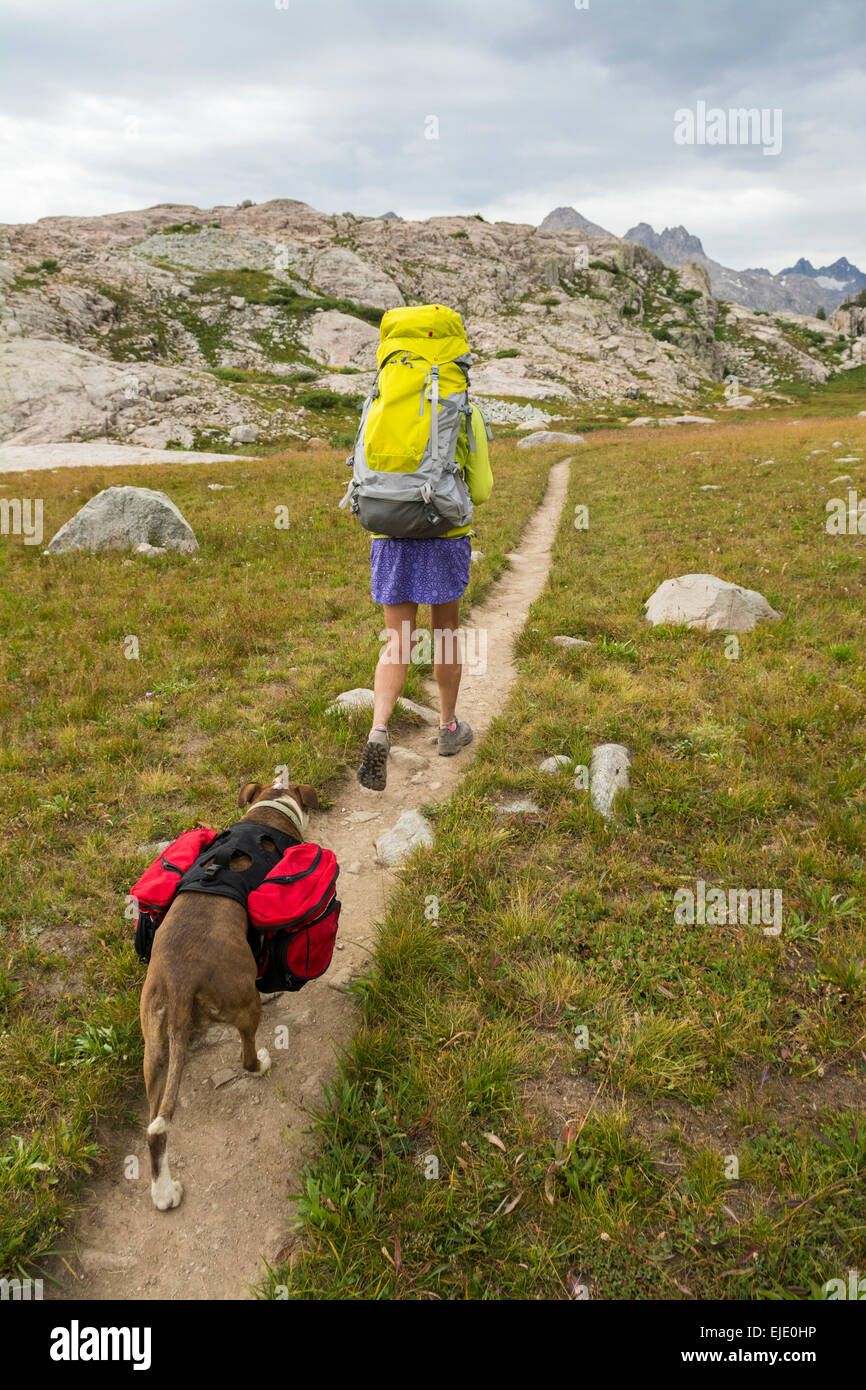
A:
[624,223,706,263]
[539,206,611,237]
[779,256,816,276]
[777,255,866,295]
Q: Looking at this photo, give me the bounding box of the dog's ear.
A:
[237,781,262,808]
[292,783,320,810]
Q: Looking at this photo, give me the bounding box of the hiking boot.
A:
[437,719,473,757]
[357,728,390,790]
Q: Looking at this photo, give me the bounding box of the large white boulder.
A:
[45,485,198,554]
[645,574,781,633]
[229,423,259,444]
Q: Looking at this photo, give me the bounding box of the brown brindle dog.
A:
[140,779,319,1211]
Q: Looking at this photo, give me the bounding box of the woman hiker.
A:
[341,304,493,792]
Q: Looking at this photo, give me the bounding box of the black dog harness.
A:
[176,820,301,906]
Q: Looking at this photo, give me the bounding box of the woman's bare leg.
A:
[430,599,462,725]
[373,601,418,727]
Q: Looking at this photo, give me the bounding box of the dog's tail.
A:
[148,1007,191,1132]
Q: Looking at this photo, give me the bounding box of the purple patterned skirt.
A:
[370,536,472,606]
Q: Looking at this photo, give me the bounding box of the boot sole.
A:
[357,740,388,790]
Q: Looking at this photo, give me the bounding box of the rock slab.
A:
[517,431,586,449]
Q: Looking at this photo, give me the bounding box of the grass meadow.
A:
[2,388,864,1300]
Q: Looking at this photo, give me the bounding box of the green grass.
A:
[780,364,866,414]
[260,408,866,1301]
[297,389,363,412]
[0,442,550,1274]
[191,268,273,301]
[12,259,62,292]
[208,367,298,386]
[262,285,384,326]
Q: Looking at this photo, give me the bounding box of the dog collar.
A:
[247,799,305,837]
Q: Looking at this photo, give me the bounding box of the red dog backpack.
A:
[129,823,341,993]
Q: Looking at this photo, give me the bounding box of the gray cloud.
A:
[0,0,863,270]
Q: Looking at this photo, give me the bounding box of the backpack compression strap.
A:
[430,364,440,463]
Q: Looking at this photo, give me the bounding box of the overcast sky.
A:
[1,0,863,271]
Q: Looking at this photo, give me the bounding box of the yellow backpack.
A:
[340,304,488,538]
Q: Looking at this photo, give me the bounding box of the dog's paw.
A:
[256,1047,272,1075]
[152,1178,183,1211]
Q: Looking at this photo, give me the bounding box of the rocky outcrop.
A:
[830,302,866,339]
[0,198,843,450]
[0,338,278,447]
[298,246,404,310]
[625,223,705,265]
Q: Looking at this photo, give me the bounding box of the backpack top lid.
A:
[377,303,469,368]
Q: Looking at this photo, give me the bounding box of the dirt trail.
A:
[50,458,571,1301]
